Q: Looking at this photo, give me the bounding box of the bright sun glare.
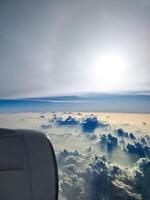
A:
[91,52,127,91]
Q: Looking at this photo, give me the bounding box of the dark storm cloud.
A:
[0,0,150,98]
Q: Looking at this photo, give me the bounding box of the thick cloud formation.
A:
[130,133,136,140]
[125,142,150,158]
[134,158,150,200]
[38,113,150,199]
[56,116,79,126]
[81,116,108,133]
[57,149,145,200]
[124,133,150,158]
[55,115,108,133]
[116,128,137,140]
[100,133,118,152]
[117,128,129,137]
[98,129,150,158]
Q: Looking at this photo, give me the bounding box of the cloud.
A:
[57,149,80,167]
[41,123,51,128]
[124,133,150,157]
[87,133,97,140]
[81,116,108,133]
[57,149,86,200]
[83,155,141,200]
[100,134,107,144]
[100,133,118,152]
[125,142,146,157]
[116,128,137,141]
[134,158,150,200]
[56,116,79,126]
[116,128,129,137]
[57,149,142,200]
[144,146,150,157]
[42,118,149,200]
[55,115,108,134]
[129,133,136,140]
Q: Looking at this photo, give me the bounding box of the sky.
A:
[0,0,150,98]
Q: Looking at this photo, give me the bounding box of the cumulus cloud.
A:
[57,145,149,199]
[125,141,150,158]
[57,149,143,200]
[57,149,86,200]
[126,142,145,157]
[87,133,97,140]
[56,116,79,126]
[41,123,51,128]
[57,149,80,167]
[134,158,150,200]
[100,133,118,152]
[115,128,137,141]
[116,128,129,137]
[54,115,108,134]
[129,133,136,140]
[45,117,150,200]
[81,116,108,133]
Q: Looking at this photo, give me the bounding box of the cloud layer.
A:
[39,113,150,200]
[57,149,149,200]
[0,0,150,98]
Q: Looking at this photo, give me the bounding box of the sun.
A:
[90,52,127,91]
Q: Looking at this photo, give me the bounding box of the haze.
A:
[0,0,150,98]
